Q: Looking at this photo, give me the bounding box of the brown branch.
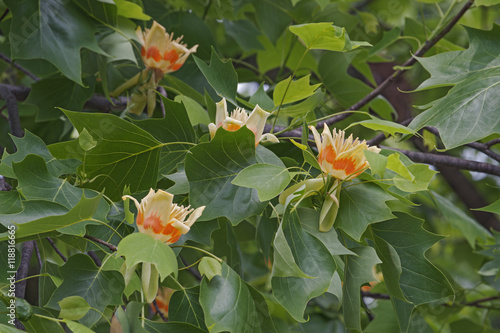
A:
[383,146,500,177]
[180,255,202,281]
[15,241,34,299]
[152,300,168,322]
[84,235,117,252]
[46,237,67,262]
[0,52,39,81]
[87,251,102,267]
[0,84,24,140]
[33,241,42,269]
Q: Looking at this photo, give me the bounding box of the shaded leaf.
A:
[371,213,454,305]
[169,286,206,330]
[273,75,321,106]
[46,254,124,327]
[6,0,104,84]
[194,47,238,105]
[343,246,381,331]
[271,209,336,322]
[58,296,90,321]
[185,127,266,224]
[335,181,394,241]
[200,262,277,333]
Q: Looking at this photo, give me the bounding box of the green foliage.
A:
[1,0,500,331]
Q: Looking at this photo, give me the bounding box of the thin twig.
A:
[15,241,34,299]
[46,237,67,262]
[152,300,168,322]
[180,255,202,281]
[381,146,500,177]
[83,235,117,252]
[0,52,40,81]
[157,86,167,117]
[485,138,500,148]
[0,84,24,141]
[33,241,42,269]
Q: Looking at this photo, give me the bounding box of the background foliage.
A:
[1,0,500,332]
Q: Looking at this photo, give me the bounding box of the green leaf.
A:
[0,131,80,179]
[0,191,22,214]
[410,26,500,148]
[393,164,437,192]
[364,150,387,178]
[78,128,97,152]
[0,193,104,241]
[475,198,500,214]
[232,163,291,201]
[116,233,178,280]
[200,262,277,333]
[6,0,104,84]
[194,47,238,105]
[289,22,371,52]
[280,91,323,117]
[131,97,196,177]
[0,324,25,333]
[387,153,414,181]
[343,246,381,331]
[65,320,95,333]
[58,296,91,321]
[174,95,211,126]
[371,213,454,305]
[431,192,492,248]
[273,75,321,106]
[185,127,267,224]
[253,0,291,43]
[12,154,90,209]
[335,181,394,241]
[198,257,222,281]
[23,307,65,333]
[223,20,264,51]
[46,254,124,327]
[169,286,206,330]
[249,83,274,111]
[52,110,162,201]
[271,209,336,322]
[25,77,95,121]
[114,0,151,20]
[349,117,416,136]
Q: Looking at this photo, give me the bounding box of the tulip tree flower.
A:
[122,189,205,244]
[309,124,381,181]
[111,21,198,116]
[137,21,198,77]
[208,98,279,146]
[307,124,381,232]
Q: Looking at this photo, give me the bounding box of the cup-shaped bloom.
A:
[208,98,279,145]
[123,189,205,244]
[309,124,380,180]
[136,21,198,74]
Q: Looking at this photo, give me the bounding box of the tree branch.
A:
[0,52,40,81]
[46,237,67,262]
[83,235,117,252]
[152,300,168,322]
[383,146,500,177]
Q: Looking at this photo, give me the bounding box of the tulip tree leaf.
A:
[475,198,500,215]
[0,200,68,228]
[50,110,162,201]
[169,286,206,330]
[131,97,196,177]
[273,75,321,106]
[289,22,371,52]
[271,209,336,322]
[26,77,96,121]
[0,191,22,214]
[343,246,381,331]
[410,26,500,149]
[46,254,125,327]
[116,233,178,280]
[198,257,222,281]
[194,47,238,106]
[232,163,291,201]
[185,127,267,224]
[200,262,278,333]
[371,213,454,305]
[0,131,80,179]
[335,181,395,241]
[5,0,104,84]
[0,193,104,242]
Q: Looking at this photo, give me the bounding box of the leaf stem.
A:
[170,245,223,262]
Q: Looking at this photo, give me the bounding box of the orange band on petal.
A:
[163,49,179,63]
[170,63,183,71]
[226,124,242,132]
[332,158,357,176]
[147,46,162,62]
